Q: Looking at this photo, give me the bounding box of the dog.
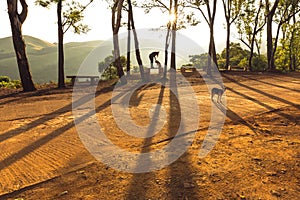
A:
[211,87,226,103]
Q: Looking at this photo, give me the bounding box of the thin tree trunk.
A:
[266,0,280,71]
[7,0,36,91]
[170,0,178,70]
[225,20,230,69]
[126,2,131,76]
[128,0,145,81]
[291,15,297,71]
[163,0,173,80]
[163,28,171,79]
[207,0,218,75]
[57,0,65,88]
[112,0,126,84]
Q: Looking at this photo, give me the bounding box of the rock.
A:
[280,169,287,174]
[252,157,263,162]
[77,170,85,174]
[59,191,68,197]
[155,179,162,185]
[270,190,281,197]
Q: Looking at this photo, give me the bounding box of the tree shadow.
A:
[240,75,300,93]
[0,82,130,171]
[212,100,257,134]
[125,83,166,199]
[226,87,298,121]
[166,71,198,199]
[0,84,111,143]
[0,86,72,106]
[222,74,300,111]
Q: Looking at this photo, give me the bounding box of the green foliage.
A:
[238,57,248,68]
[275,20,300,71]
[35,0,93,34]
[0,76,11,83]
[0,78,21,89]
[189,53,209,69]
[235,0,265,61]
[252,55,267,71]
[98,55,127,80]
[220,43,249,67]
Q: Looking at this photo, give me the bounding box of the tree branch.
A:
[19,0,28,24]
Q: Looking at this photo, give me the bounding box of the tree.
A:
[141,0,175,78]
[126,0,131,76]
[267,0,300,71]
[186,0,218,75]
[289,10,300,71]
[111,0,127,84]
[265,0,279,71]
[221,0,242,69]
[141,0,198,77]
[219,42,249,67]
[236,0,266,71]
[98,54,127,80]
[170,0,178,70]
[189,53,209,69]
[7,0,36,91]
[274,1,300,72]
[127,0,146,81]
[36,0,93,88]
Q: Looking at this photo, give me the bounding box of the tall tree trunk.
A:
[126,2,131,76]
[170,29,176,70]
[163,0,173,79]
[266,0,280,71]
[57,0,65,88]
[7,0,36,92]
[207,23,217,75]
[207,0,218,75]
[170,0,178,70]
[291,15,297,71]
[163,28,171,79]
[128,0,145,81]
[210,29,218,69]
[225,20,230,69]
[112,0,127,85]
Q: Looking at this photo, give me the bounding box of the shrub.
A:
[0,76,11,83]
[0,78,22,89]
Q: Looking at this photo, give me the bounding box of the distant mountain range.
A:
[0,34,205,83]
[0,36,102,83]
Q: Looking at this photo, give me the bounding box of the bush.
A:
[252,55,267,71]
[0,76,11,83]
[0,77,22,89]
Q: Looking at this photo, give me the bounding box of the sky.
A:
[0,1,232,52]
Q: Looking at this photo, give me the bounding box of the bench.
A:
[227,65,247,71]
[66,75,99,85]
[180,67,197,73]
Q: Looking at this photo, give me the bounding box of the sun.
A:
[169,12,177,23]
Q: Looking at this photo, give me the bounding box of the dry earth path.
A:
[0,72,299,199]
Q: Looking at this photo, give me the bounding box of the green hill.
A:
[0,36,102,83]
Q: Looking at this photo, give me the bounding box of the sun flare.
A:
[169,12,176,23]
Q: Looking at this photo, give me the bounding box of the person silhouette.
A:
[149,51,159,68]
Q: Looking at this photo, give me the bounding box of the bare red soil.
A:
[0,72,299,200]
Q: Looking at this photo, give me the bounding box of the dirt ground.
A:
[0,71,299,200]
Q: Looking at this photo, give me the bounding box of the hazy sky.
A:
[0,1,230,52]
